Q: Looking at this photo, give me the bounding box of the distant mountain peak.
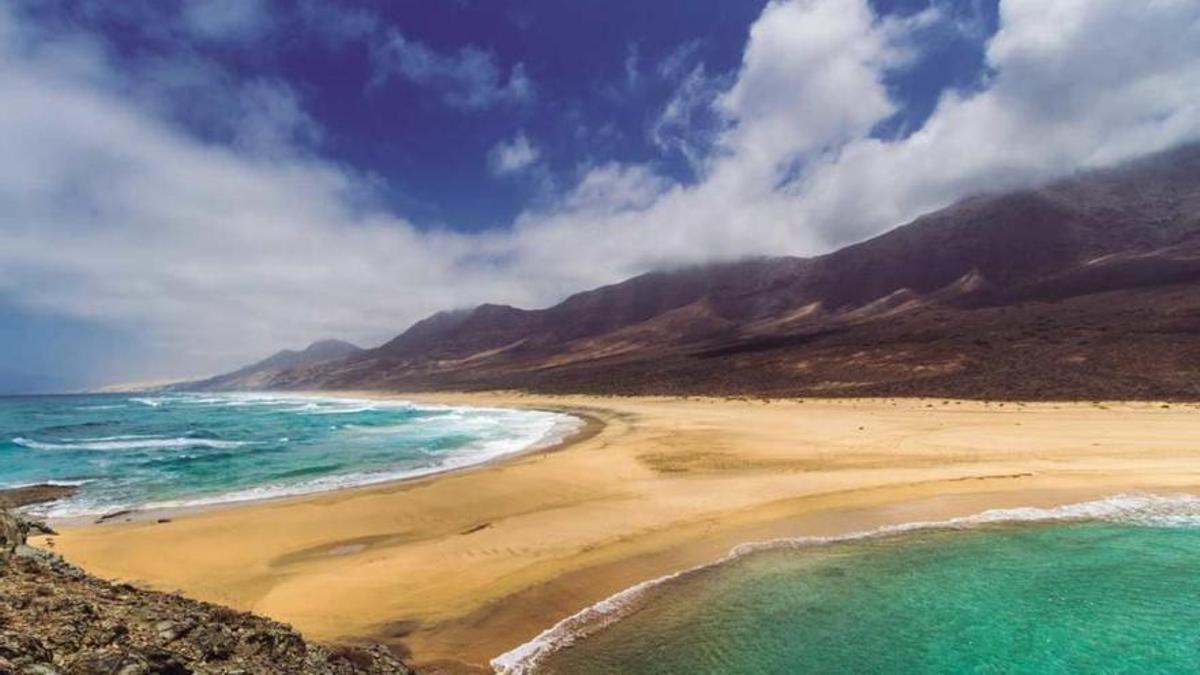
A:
[298,339,361,357]
[171,338,362,391]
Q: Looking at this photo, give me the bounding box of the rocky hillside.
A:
[206,144,1200,400]
[0,508,412,674]
[177,339,362,391]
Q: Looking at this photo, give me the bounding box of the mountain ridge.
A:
[173,339,362,391]
[191,144,1200,400]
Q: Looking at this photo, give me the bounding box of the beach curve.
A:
[40,393,1200,671]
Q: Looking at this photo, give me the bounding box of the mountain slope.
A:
[242,144,1200,400]
[178,339,362,391]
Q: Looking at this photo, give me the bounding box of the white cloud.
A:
[656,40,703,81]
[650,64,729,172]
[511,0,1200,272]
[623,42,640,90]
[231,81,324,158]
[715,0,896,186]
[295,0,378,47]
[0,10,533,376]
[785,0,1200,244]
[371,30,534,111]
[1,0,1199,380]
[181,0,269,42]
[489,132,540,176]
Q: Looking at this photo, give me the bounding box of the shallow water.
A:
[0,392,577,517]
[528,496,1200,674]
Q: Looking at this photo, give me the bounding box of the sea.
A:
[0,392,579,518]
[499,494,1200,674]
[8,395,1197,674]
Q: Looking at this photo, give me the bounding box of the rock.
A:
[82,621,128,649]
[242,628,308,659]
[154,619,195,642]
[66,650,151,675]
[0,630,53,663]
[25,519,57,537]
[0,484,80,510]
[140,649,191,675]
[15,544,50,561]
[93,510,135,525]
[190,623,236,660]
[0,509,23,557]
[20,664,62,675]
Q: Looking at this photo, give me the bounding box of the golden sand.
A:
[46,394,1200,671]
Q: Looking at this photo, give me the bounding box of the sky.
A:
[1,0,1198,392]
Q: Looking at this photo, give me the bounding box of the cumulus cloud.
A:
[656,40,704,81]
[181,0,269,42]
[517,0,1200,268]
[623,43,640,91]
[785,0,1200,243]
[488,132,540,176]
[650,63,729,172]
[0,7,532,376]
[2,0,1199,380]
[294,0,378,47]
[371,30,534,111]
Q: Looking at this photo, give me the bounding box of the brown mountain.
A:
[179,339,362,391]
[247,144,1200,400]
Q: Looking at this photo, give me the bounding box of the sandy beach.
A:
[44,394,1200,672]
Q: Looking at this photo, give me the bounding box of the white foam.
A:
[213,392,417,410]
[491,493,1200,674]
[39,416,581,517]
[302,405,378,415]
[71,434,156,442]
[12,436,249,451]
[29,395,583,518]
[0,479,92,489]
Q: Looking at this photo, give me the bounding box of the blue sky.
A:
[24,0,775,231]
[0,0,1196,391]
[19,0,992,232]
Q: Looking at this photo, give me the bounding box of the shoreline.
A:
[41,393,1200,672]
[494,487,1200,672]
[491,491,1200,674]
[34,392,601,528]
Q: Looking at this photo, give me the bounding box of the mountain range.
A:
[173,339,362,391]
[181,144,1200,400]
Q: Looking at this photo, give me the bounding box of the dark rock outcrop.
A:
[0,484,80,510]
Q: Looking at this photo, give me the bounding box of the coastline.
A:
[42,393,1200,672]
[492,491,1200,674]
[35,393,600,528]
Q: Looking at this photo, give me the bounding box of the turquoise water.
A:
[507,496,1200,675]
[0,392,577,517]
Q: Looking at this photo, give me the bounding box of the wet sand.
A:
[45,394,1200,672]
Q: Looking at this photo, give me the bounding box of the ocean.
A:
[0,392,579,518]
[501,494,1200,674]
